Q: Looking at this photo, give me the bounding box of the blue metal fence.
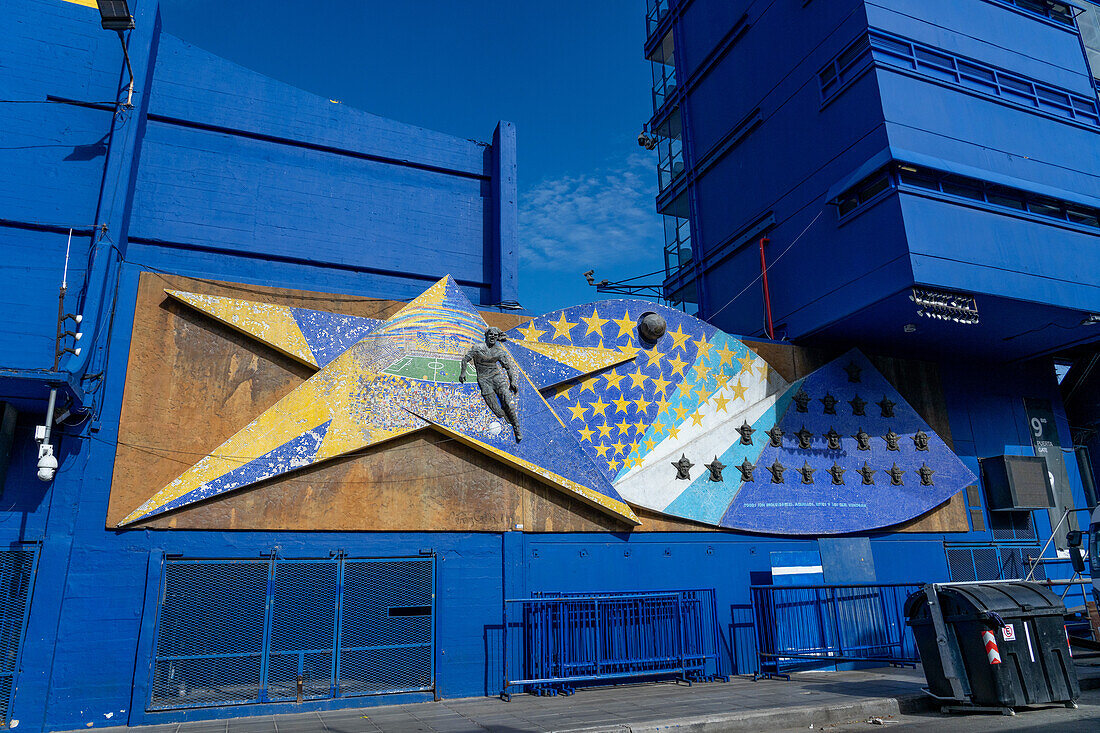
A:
[751,583,920,680]
[502,589,723,700]
[149,555,434,710]
[0,548,37,726]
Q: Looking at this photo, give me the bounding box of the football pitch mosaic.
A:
[120,276,975,534]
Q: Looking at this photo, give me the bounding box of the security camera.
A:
[37,444,57,482]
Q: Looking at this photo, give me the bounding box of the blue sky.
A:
[158,0,665,315]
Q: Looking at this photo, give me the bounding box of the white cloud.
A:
[519,153,665,273]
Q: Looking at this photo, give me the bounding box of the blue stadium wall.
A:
[0,1,1093,730]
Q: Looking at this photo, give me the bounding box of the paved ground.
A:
[66,663,1100,733]
[784,685,1100,733]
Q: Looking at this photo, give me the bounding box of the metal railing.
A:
[502,589,723,699]
[751,583,920,680]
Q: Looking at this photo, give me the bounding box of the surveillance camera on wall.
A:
[37,444,57,482]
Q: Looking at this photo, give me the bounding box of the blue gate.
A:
[0,548,37,726]
[149,555,434,710]
[751,583,920,679]
[502,589,723,699]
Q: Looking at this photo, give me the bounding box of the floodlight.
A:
[96,0,134,31]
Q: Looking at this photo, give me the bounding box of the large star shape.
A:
[119,276,639,526]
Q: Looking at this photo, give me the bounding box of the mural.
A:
[119,277,976,534]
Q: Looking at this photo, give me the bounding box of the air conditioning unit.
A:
[980,455,1054,511]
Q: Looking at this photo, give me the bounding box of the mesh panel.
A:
[990,511,1037,541]
[150,561,268,709]
[945,545,1046,582]
[946,547,976,582]
[0,550,35,726]
[266,561,337,701]
[340,560,433,697]
[150,556,434,710]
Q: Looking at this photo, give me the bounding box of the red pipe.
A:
[759,236,775,339]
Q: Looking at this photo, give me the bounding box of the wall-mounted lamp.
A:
[95,1,136,107]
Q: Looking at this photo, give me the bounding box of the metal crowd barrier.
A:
[751,583,921,680]
[502,589,724,700]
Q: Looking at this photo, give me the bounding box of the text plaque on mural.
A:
[1023,397,1075,547]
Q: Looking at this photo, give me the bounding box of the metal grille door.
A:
[266,560,338,701]
[0,549,36,726]
[150,555,434,711]
[151,560,268,709]
[340,559,434,697]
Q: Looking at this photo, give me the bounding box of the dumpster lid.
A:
[912,581,1066,618]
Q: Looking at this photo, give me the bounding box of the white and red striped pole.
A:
[1066,625,1074,659]
[982,629,1002,665]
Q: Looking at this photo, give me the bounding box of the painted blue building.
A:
[0,0,1095,729]
[644,2,1099,544]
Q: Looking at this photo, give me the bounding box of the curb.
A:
[552,694,935,733]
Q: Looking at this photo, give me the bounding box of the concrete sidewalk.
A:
[102,668,934,733]
[69,663,1100,733]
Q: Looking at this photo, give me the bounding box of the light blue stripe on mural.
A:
[292,308,380,367]
[147,420,333,520]
[661,378,802,524]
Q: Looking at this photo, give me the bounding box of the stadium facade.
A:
[0,0,1096,730]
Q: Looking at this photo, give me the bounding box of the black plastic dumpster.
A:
[905,582,1078,711]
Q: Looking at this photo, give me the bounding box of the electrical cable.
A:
[707,209,825,322]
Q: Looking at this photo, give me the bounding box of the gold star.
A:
[612,440,625,455]
[714,372,730,389]
[730,380,748,400]
[690,410,705,427]
[616,419,632,436]
[594,443,610,457]
[597,423,613,439]
[692,362,710,381]
[607,457,620,472]
[666,424,681,440]
[631,422,646,437]
[580,308,609,337]
[628,440,640,455]
[553,382,573,400]
[695,384,713,403]
[692,334,713,358]
[589,397,609,417]
[716,342,737,367]
[634,396,651,414]
[612,311,635,339]
[737,353,755,373]
[568,402,588,421]
[577,426,594,443]
[640,349,665,368]
[516,320,546,342]
[713,394,730,413]
[603,370,626,391]
[655,396,671,416]
[673,404,689,422]
[644,436,657,451]
[666,353,688,377]
[628,369,648,389]
[549,312,578,341]
[677,380,695,398]
[651,420,667,436]
[613,395,632,414]
[651,375,671,395]
[578,374,600,395]
[617,342,640,360]
[668,325,692,352]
